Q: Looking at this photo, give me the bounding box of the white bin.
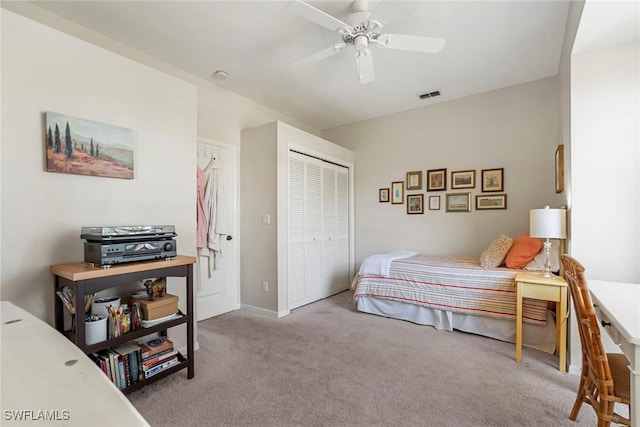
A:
[85,316,107,345]
[91,296,121,317]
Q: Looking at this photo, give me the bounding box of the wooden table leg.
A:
[516,281,523,363]
[557,287,567,372]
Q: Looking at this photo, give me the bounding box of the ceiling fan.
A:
[287,0,446,84]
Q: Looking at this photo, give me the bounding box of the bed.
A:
[351,237,561,354]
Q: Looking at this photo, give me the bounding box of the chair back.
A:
[561,255,618,409]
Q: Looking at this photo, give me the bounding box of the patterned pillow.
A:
[480,234,513,268]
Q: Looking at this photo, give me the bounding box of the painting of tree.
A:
[44,112,134,179]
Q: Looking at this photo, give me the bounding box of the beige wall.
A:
[0,1,321,147]
[1,10,197,350]
[240,122,355,316]
[0,8,321,353]
[323,77,561,264]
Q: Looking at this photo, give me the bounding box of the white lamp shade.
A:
[530,207,566,239]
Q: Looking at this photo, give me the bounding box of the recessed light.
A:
[213,70,228,80]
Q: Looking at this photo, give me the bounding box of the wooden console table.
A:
[50,255,196,394]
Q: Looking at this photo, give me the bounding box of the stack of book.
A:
[138,337,179,379]
[89,337,179,389]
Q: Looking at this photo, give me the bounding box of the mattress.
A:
[353,255,549,325]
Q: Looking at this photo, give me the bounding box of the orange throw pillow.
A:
[505,234,543,269]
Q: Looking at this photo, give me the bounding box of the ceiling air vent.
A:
[418,90,441,100]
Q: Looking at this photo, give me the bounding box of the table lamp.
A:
[530,206,566,277]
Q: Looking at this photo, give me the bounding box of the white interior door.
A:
[196,138,239,321]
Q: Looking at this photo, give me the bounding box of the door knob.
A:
[226,235,233,241]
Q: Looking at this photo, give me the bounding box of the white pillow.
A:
[480,235,513,268]
[523,239,561,272]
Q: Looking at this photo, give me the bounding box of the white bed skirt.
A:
[356,295,556,354]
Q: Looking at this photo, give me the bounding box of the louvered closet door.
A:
[332,168,350,293]
[288,151,350,310]
[304,159,323,303]
[321,165,350,296]
[287,154,306,306]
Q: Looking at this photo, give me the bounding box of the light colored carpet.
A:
[129,290,598,426]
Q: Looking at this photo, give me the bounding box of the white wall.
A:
[571,40,640,282]
[1,10,197,351]
[323,77,561,264]
[556,0,585,373]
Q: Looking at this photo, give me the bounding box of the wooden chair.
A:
[561,255,631,427]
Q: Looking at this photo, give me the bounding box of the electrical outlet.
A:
[262,280,268,292]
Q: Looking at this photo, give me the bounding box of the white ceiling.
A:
[19,1,628,130]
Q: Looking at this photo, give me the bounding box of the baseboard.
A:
[178,341,200,355]
[240,304,289,318]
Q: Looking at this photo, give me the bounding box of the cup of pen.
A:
[91,296,121,339]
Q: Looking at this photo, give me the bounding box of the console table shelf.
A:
[50,255,197,393]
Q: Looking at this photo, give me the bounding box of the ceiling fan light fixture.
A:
[353,34,369,53]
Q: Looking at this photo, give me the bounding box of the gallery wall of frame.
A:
[378,167,508,214]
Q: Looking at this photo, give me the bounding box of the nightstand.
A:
[514,272,568,372]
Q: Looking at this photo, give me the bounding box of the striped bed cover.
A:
[353,255,548,325]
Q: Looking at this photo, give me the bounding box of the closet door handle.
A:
[226,235,233,241]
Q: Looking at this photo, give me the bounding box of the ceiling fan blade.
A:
[377,34,446,53]
[287,0,353,33]
[291,43,346,68]
[356,51,375,84]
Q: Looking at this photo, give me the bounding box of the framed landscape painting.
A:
[44,112,134,179]
[476,194,507,210]
[446,193,471,212]
[451,170,475,189]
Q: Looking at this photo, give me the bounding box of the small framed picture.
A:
[555,145,564,194]
[429,195,440,210]
[407,194,424,214]
[446,193,471,212]
[481,168,504,192]
[391,181,404,204]
[379,188,389,203]
[451,170,476,189]
[427,168,447,191]
[476,194,507,210]
[406,171,423,190]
